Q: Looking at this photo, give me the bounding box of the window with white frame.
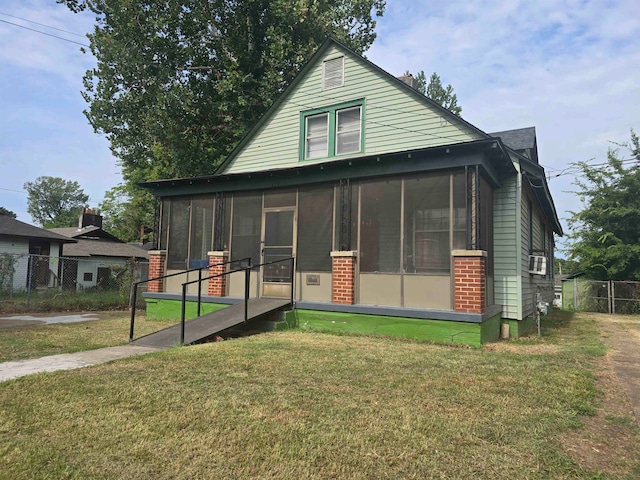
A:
[301,101,363,161]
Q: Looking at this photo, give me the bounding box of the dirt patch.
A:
[560,320,640,476]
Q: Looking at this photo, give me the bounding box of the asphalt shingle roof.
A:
[61,239,149,259]
[490,127,536,151]
[0,215,76,243]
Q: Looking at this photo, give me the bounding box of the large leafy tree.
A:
[99,183,155,243]
[23,176,89,228]
[406,70,462,116]
[60,0,385,241]
[567,130,640,280]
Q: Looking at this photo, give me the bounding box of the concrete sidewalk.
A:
[0,345,161,382]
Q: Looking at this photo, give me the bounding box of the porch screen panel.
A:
[298,186,333,271]
[333,182,359,251]
[479,176,494,276]
[360,179,401,273]
[231,193,262,266]
[189,197,213,269]
[167,198,190,269]
[404,173,450,274]
[159,198,170,251]
[452,172,467,250]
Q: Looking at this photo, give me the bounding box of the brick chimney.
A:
[397,73,416,89]
[78,207,103,228]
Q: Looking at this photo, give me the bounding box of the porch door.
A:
[261,209,295,298]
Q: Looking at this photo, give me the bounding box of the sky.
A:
[0,0,639,254]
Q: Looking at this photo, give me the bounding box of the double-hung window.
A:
[301,100,364,161]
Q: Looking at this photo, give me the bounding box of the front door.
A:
[261,209,295,298]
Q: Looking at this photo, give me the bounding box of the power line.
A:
[0,186,27,194]
[0,11,86,37]
[0,18,90,47]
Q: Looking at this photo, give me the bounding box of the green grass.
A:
[0,313,174,362]
[0,290,137,313]
[0,309,634,479]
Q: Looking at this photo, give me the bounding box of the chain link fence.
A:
[562,278,640,314]
[0,253,148,312]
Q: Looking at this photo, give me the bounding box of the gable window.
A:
[305,113,329,159]
[301,100,364,161]
[323,56,344,90]
[336,107,361,155]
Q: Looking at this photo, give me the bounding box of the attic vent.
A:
[323,56,344,90]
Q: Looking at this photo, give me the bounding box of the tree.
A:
[100,183,155,244]
[0,207,16,218]
[405,70,462,116]
[60,0,385,236]
[567,129,640,280]
[23,176,89,228]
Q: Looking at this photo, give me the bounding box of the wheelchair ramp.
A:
[131,298,291,348]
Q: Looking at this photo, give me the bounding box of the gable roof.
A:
[491,127,536,150]
[60,239,149,259]
[49,226,123,243]
[0,216,76,243]
[215,38,490,175]
[491,127,538,163]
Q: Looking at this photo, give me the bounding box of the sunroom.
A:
[143,140,508,322]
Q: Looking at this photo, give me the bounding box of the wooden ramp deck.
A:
[131,298,291,348]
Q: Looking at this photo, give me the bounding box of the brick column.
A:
[452,250,487,313]
[148,250,166,293]
[208,251,229,297]
[331,251,357,305]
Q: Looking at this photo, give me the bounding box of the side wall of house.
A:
[0,237,29,291]
[493,174,520,319]
[520,184,555,319]
[224,45,483,174]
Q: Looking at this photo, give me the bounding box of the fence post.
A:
[27,254,33,308]
[606,281,612,314]
[611,280,616,315]
[573,278,578,311]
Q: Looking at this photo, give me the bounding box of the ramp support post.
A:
[244,265,250,323]
[180,284,187,345]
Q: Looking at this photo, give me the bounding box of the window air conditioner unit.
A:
[528,255,547,275]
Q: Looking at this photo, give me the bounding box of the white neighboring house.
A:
[0,214,76,292]
[49,224,149,291]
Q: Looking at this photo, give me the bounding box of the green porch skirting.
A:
[145,297,228,320]
[294,309,501,347]
[144,297,502,346]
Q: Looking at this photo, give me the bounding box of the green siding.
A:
[493,175,520,319]
[223,45,483,174]
[520,183,555,319]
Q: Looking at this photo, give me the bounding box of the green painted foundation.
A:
[145,298,228,320]
[144,298,502,346]
[507,315,537,338]
[295,309,502,346]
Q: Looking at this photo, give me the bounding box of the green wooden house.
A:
[141,39,562,345]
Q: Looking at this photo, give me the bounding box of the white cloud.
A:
[368,0,640,239]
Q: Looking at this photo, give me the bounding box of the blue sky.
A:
[1,0,639,253]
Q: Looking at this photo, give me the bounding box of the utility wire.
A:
[0,186,27,194]
[0,18,90,47]
[0,11,86,37]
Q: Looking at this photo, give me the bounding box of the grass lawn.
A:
[0,310,639,478]
[0,312,174,362]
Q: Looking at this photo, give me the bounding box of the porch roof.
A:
[140,138,514,198]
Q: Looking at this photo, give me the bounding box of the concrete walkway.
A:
[0,345,161,382]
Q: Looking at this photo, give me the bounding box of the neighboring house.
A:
[0,215,76,291]
[140,39,562,343]
[49,209,149,291]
